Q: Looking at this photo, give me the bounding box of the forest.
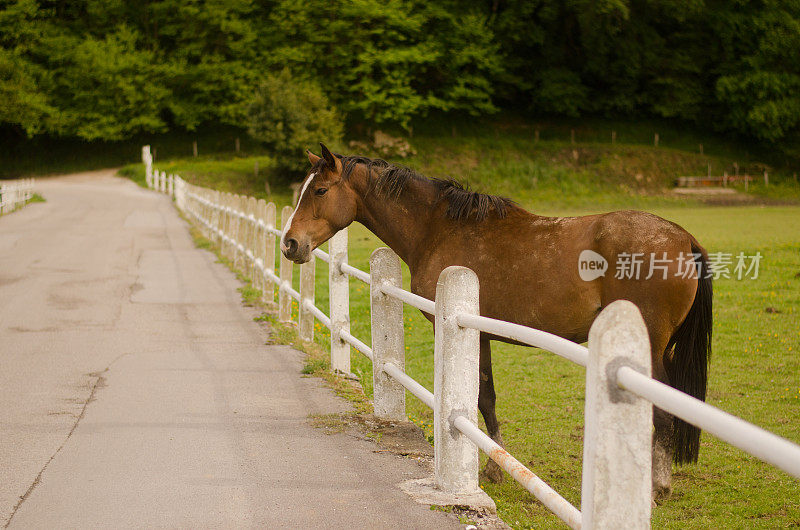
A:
[1,0,799,159]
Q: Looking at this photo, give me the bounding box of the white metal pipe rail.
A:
[144,146,800,529]
[456,312,589,367]
[340,330,373,361]
[377,281,435,315]
[453,415,583,528]
[382,361,434,409]
[617,366,800,480]
[341,262,371,284]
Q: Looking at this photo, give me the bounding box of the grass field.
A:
[120,123,800,528]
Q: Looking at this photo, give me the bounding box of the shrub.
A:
[247,69,342,173]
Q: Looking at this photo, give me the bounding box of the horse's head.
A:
[281,143,358,263]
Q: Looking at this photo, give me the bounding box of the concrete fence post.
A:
[581,300,652,529]
[299,255,315,341]
[239,196,249,273]
[142,145,152,188]
[219,193,228,258]
[246,196,257,280]
[168,174,174,197]
[253,199,267,294]
[174,176,182,209]
[223,193,233,260]
[233,195,245,270]
[160,171,166,193]
[214,191,223,248]
[179,178,186,210]
[207,190,215,238]
[434,266,481,494]
[263,202,277,302]
[370,247,405,420]
[279,205,294,322]
[328,228,351,375]
[230,195,240,268]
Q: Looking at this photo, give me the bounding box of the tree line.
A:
[1,0,798,157]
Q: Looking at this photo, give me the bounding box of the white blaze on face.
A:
[281,172,316,251]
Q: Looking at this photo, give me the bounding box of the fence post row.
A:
[581,300,652,529]
[279,205,294,322]
[328,228,351,375]
[370,248,406,420]
[434,266,482,494]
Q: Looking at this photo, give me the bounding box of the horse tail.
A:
[666,240,713,464]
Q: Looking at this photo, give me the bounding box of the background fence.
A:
[143,146,800,529]
[0,178,35,215]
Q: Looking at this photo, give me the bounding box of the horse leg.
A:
[651,332,675,500]
[653,405,674,501]
[478,337,504,483]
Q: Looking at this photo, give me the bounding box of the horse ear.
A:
[307,149,320,166]
[319,142,342,174]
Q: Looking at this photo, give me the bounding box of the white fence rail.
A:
[0,178,35,215]
[143,146,800,529]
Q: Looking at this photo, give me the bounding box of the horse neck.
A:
[350,168,438,267]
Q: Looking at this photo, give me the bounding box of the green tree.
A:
[0,0,52,135]
[265,0,501,128]
[246,69,343,171]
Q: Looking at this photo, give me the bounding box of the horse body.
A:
[410,209,698,345]
[283,145,712,499]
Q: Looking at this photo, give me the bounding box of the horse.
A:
[281,143,712,499]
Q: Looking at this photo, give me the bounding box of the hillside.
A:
[119,117,800,211]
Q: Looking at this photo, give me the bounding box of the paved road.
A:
[0,171,457,528]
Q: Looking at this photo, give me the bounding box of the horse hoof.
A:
[652,484,672,504]
[481,461,504,483]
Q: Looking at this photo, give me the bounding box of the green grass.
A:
[119,120,800,528]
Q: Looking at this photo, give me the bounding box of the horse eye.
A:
[315,188,328,196]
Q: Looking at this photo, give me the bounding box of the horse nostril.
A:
[286,238,298,255]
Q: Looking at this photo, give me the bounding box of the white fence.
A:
[142,146,800,529]
[0,178,35,215]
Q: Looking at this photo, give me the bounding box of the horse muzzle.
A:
[281,237,311,264]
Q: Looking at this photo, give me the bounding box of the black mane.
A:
[333,154,514,222]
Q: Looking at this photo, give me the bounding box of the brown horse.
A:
[282,143,712,499]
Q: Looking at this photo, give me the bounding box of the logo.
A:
[578,250,608,281]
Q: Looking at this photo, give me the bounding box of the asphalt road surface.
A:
[0,170,458,528]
